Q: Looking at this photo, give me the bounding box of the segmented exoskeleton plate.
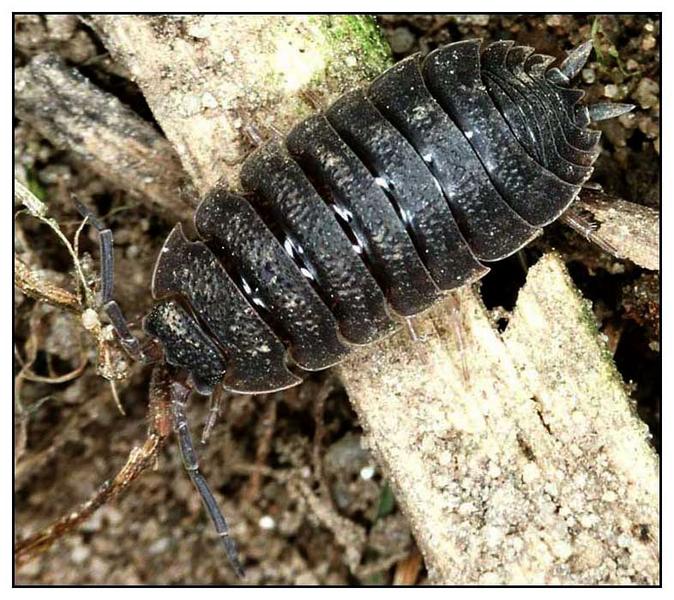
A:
[145,38,631,396]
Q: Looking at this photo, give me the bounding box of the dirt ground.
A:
[14,14,660,585]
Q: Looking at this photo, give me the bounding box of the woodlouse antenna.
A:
[73,197,145,362]
[170,381,245,578]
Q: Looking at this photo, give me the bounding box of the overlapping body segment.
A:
[422,39,583,227]
[144,37,621,396]
[481,43,595,183]
[286,113,441,316]
[151,224,300,393]
[368,55,540,262]
[240,141,396,345]
[195,189,350,374]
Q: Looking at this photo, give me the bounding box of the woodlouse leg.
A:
[170,381,245,578]
[516,249,529,276]
[299,88,323,111]
[560,205,620,257]
[241,121,264,147]
[73,198,144,362]
[446,293,471,384]
[201,383,226,445]
[237,109,286,148]
[405,316,419,342]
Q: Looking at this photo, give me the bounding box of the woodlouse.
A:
[74,38,632,576]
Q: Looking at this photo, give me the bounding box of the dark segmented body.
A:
[145,39,604,396]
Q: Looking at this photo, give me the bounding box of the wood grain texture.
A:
[340,255,659,583]
[91,15,391,196]
[577,192,659,271]
[15,53,195,221]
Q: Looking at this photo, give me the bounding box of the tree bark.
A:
[339,255,659,584]
[90,15,391,196]
[576,192,659,271]
[15,52,195,221]
[90,15,659,584]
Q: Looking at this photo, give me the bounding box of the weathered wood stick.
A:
[340,255,659,584]
[576,191,660,271]
[90,15,391,196]
[15,52,195,221]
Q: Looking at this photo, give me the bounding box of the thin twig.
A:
[392,548,424,585]
[15,366,173,566]
[15,433,166,566]
[14,257,81,313]
[16,182,93,306]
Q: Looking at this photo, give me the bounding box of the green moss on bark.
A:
[312,15,393,88]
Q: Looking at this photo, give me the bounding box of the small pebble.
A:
[581,68,595,84]
[149,537,171,555]
[81,308,99,331]
[202,92,218,109]
[602,490,617,503]
[579,513,599,528]
[634,78,659,109]
[71,544,90,564]
[510,537,524,553]
[182,94,201,116]
[389,27,415,54]
[295,572,320,585]
[604,84,619,99]
[484,526,504,548]
[359,465,376,480]
[458,502,474,516]
[522,462,540,484]
[487,462,502,479]
[641,34,656,52]
[19,557,42,577]
[553,540,573,560]
[544,482,559,497]
[45,15,78,41]
[187,21,210,39]
[344,55,358,68]
[259,515,276,530]
[455,15,490,26]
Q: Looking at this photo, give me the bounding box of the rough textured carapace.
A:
[144,39,629,396]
